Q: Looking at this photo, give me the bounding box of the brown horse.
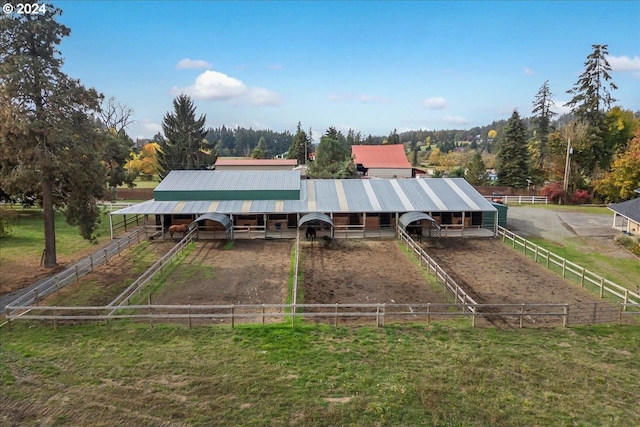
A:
[169,224,189,240]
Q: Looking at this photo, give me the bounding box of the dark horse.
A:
[169,224,189,240]
[407,224,423,242]
[305,226,317,242]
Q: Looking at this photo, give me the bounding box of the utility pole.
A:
[563,138,572,193]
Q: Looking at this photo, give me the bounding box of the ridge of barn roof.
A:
[215,158,297,166]
[155,170,300,192]
[351,144,412,169]
[114,176,496,216]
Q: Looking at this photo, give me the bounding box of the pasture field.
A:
[1,322,639,426]
[0,208,113,296]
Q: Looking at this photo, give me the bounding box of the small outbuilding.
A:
[351,144,412,179]
[609,197,640,236]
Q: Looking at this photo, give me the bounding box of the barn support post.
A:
[363,212,367,238]
[263,214,267,239]
[461,211,465,237]
[161,215,165,241]
[494,211,498,237]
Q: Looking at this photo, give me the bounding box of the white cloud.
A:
[607,54,640,78]
[172,70,282,106]
[175,58,212,70]
[422,96,447,110]
[441,115,469,125]
[523,67,535,76]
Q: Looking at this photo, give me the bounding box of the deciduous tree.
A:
[595,130,640,202]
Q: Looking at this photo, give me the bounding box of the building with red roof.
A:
[351,144,413,178]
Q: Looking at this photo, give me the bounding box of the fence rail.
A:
[4,227,147,313]
[484,195,548,204]
[496,226,640,306]
[6,302,583,329]
[107,225,198,310]
[397,225,477,311]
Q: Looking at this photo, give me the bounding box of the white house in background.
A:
[351,144,413,178]
[214,158,297,172]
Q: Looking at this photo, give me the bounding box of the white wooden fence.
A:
[5,302,576,329]
[397,225,477,311]
[484,195,548,204]
[496,226,640,307]
[4,227,147,312]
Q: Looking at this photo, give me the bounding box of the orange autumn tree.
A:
[595,129,640,202]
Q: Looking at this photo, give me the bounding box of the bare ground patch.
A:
[422,238,619,326]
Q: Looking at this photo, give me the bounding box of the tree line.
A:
[1,2,638,268]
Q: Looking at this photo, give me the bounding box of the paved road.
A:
[506,206,618,242]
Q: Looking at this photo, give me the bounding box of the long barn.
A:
[110,170,498,239]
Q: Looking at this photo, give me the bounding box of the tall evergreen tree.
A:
[0,4,106,267]
[307,128,353,178]
[496,110,530,188]
[564,44,618,181]
[531,80,557,173]
[156,94,214,179]
[287,122,311,165]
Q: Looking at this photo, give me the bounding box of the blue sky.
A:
[54,1,640,141]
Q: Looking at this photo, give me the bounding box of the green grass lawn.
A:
[1,208,113,262]
[1,322,639,426]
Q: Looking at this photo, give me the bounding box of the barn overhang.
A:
[193,213,232,233]
[398,212,437,229]
[298,212,334,228]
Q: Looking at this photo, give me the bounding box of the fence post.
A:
[75,265,79,282]
[471,306,476,327]
[624,290,628,312]
[231,305,235,329]
[519,304,524,328]
[90,256,94,271]
[523,240,527,255]
[148,294,153,328]
[563,304,568,327]
[55,276,59,293]
[334,303,338,328]
[618,304,623,324]
[104,249,109,265]
[262,304,265,327]
[599,278,604,298]
[534,246,538,262]
[117,240,121,255]
[188,306,192,329]
[562,259,566,278]
[53,308,57,330]
[34,289,39,306]
[546,251,550,268]
[427,303,431,325]
[581,268,585,287]
[376,304,380,327]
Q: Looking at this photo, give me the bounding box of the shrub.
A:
[0,206,18,238]
[571,189,591,205]
[540,182,567,204]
